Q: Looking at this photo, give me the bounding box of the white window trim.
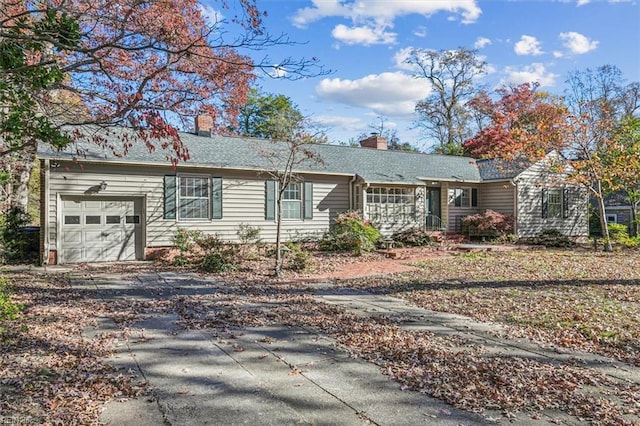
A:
[282,181,303,220]
[547,188,562,219]
[606,213,618,223]
[449,187,475,208]
[365,186,416,223]
[177,174,210,220]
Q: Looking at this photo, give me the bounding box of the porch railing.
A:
[425,214,446,234]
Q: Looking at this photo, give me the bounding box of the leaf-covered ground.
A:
[1,248,639,424]
[337,250,640,367]
[0,272,150,425]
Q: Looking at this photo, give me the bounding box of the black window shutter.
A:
[211,177,223,219]
[541,189,548,219]
[163,175,177,219]
[471,188,478,207]
[303,181,313,220]
[562,187,569,219]
[265,180,276,220]
[454,189,461,207]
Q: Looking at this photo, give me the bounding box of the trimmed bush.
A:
[284,242,312,271]
[195,234,239,272]
[520,228,575,248]
[319,211,381,254]
[462,209,513,239]
[607,223,639,248]
[390,228,435,247]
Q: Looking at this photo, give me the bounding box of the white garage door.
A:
[61,197,142,263]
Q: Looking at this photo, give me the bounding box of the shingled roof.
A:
[38,126,484,184]
[476,158,532,181]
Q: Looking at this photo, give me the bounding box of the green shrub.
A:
[390,228,435,247]
[0,206,37,264]
[0,276,23,335]
[237,223,262,244]
[199,252,236,272]
[172,228,203,266]
[284,242,312,271]
[530,228,575,248]
[195,233,239,272]
[319,211,381,254]
[607,223,639,248]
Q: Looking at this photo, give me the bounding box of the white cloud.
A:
[269,65,288,78]
[559,31,599,54]
[292,0,482,26]
[514,35,543,56]
[502,63,558,87]
[413,26,428,38]
[332,24,397,45]
[315,72,430,118]
[291,1,482,46]
[199,4,223,25]
[392,47,417,71]
[474,37,491,49]
[311,115,366,133]
[577,0,591,6]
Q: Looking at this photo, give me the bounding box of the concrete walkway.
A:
[73,272,638,425]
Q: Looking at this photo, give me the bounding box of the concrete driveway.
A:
[73,271,638,425]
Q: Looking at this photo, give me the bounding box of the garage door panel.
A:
[63,248,82,263]
[61,196,141,263]
[63,230,82,243]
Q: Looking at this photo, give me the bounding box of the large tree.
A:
[462,83,569,159]
[0,0,326,211]
[462,66,638,251]
[407,47,486,155]
[604,116,640,236]
[563,65,639,251]
[233,87,306,140]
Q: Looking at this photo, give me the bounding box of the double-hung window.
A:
[163,175,223,220]
[542,187,569,219]
[265,180,313,221]
[547,189,562,218]
[449,187,478,208]
[178,176,209,219]
[282,182,302,219]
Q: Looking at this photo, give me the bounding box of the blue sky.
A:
[206,0,640,150]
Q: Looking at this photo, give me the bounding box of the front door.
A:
[425,188,442,229]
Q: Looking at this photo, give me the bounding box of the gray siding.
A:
[46,162,350,253]
[446,185,481,232]
[514,160,588,237]
[479,181,515,216]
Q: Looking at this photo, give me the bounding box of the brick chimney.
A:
[195,114,213,137]
[359,133,388,150]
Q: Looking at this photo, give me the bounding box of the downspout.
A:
[511,179,518,237]
[362,182,370,220]
[348,175,357,210]
[42,159,50,265]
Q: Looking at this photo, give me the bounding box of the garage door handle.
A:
[101,232,109,237]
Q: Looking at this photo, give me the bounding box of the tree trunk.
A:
[6,142,36,213]
[274,196,283,277]
[594,182,613,252]
[631,201,639,237]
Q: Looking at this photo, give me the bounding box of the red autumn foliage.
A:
[463,83,568,160]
